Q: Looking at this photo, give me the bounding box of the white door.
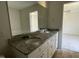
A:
[29,11,39,32]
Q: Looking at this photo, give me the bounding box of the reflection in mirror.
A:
[29,11,39,32]
[7,1,47,36]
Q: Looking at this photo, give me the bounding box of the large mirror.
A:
[7,1,47,36]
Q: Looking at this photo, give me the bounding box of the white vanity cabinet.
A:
[28,32,58,58]
[9,32,58,58]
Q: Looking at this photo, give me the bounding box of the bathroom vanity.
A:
[28,31,58,58]
[8,30,58,58]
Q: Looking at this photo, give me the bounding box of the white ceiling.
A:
[8,1,38,10]
[64,2,79,12]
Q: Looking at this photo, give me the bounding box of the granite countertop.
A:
[8,30,58,55]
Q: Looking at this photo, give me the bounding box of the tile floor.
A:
[53,33,79,58]
[53,49,79,58]
[62,33,79,52]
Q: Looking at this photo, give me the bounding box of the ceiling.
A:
[8,1,38,10]
[64,2,79,13]
[8,1,75,10]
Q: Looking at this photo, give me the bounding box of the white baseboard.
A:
[63,33,79,36]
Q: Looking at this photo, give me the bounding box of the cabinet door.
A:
[39,41,48,58]
[51,32,58,57]
[47,47,53,58]
[43,50,48,58]
[28,47,41,58]
[47,33,58,58]
[40,49,48,58]
[56,32,58,49]
[47,38,54,58]
[39,40,48,52]
[52,33,58,50]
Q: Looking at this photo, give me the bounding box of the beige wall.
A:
[0,2,11,54]
[63,2,79,35]
[38,4,47,28]
[9,8,22,36]
[20,4,47,33]
[47,2,63,29]
[47,2,63,49]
